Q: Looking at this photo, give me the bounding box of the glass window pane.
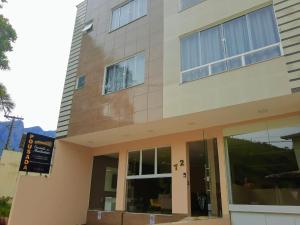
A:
[180,33,200,71]
[111,8,120,30]
[182,66,209,83]
[135,53,145,84]
[248,6,280,49]
[128,151,140,176]
[211,61,227,74]
[128,0,137,21]
[77,76,85,89]
[142,149,155,175]
[120,3,130,27]
[227,125,300,206]
[223,16,250,57]
[138,0,147,17]
[227,57,243,70]
[157,147,171,174]
[89,154,119,211]
[200,25,225,65]
[127,178,172,214]
[125,57,136,88]
[105,66,115,94]
[245,45,281,65]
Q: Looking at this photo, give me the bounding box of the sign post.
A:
[19,133,55,174]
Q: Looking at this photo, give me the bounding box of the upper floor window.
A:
[180,0,205,11]
[103,52,145,94]
[111,0,147,31]
[76,75,85,89]
[180,6,282,83]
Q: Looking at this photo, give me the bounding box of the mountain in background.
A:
[0,120,55,156]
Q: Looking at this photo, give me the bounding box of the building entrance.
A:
[188,139,222,217]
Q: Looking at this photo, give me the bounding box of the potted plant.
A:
[0,197,12,225]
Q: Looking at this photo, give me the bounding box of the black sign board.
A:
[19,133,55,174]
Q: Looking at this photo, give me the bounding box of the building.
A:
[8,0,300,225]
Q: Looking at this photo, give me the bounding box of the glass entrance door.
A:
[188,139,222,217]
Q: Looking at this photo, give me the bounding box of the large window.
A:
[180,0,205,11]
[226,125,300,206]
[104,52,145,94]
[126,147,172,214]
[111,0,147,31]
[180,6,281,83]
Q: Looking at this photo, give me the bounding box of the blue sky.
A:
[1,0,83,130]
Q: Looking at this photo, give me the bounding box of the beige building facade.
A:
[8,0,300,225]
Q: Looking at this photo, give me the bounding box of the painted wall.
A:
[8,141,93,225]
[0,150,22,198]
[163,0,292,118]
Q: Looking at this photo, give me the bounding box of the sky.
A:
[1,0,83,131]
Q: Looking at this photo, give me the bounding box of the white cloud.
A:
[0,0,83,130]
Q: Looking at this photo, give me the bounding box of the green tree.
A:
[0,0,17,70]
[0,0,16,115]
[0,83,14,115]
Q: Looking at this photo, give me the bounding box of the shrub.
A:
[0,197,11,218]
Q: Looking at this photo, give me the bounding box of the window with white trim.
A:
[126,147,172,214]
[180,0,205,11]
[180,6,282,83]
[104,52,145,94]
[111,0,147,31]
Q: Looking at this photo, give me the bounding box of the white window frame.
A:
[179,5,283,84]
[126,147,172,180]
[102,52,145,95]
[110,0,148,32]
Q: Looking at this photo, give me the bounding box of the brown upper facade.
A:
[57,0,164,137]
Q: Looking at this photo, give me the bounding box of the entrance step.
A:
[153,217,230,225]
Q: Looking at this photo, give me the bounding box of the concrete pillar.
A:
[116,150,127,211]
[216,131,230,216]
[171,140,189,215]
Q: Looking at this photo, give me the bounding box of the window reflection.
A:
[227,125,300,206]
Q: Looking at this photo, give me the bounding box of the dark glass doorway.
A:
[188,139,222,217]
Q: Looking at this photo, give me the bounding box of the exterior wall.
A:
[56,1,88,138]
[163,0,292,118]
[67,0,164,137]
[0,150,22,198]
[273,0,300,93]
[8,141,93,225]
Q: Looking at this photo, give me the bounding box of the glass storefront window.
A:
[142,149,155,175]
[126,147,172,214]
[226,125,300,206]
[128,151,140,176]
[157,147,171,174]
[127,178,172,214]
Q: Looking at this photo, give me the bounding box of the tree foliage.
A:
[0,196,11,218]
[0,83,14,115]
[0,0,17,70]
[0,0,15,116]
